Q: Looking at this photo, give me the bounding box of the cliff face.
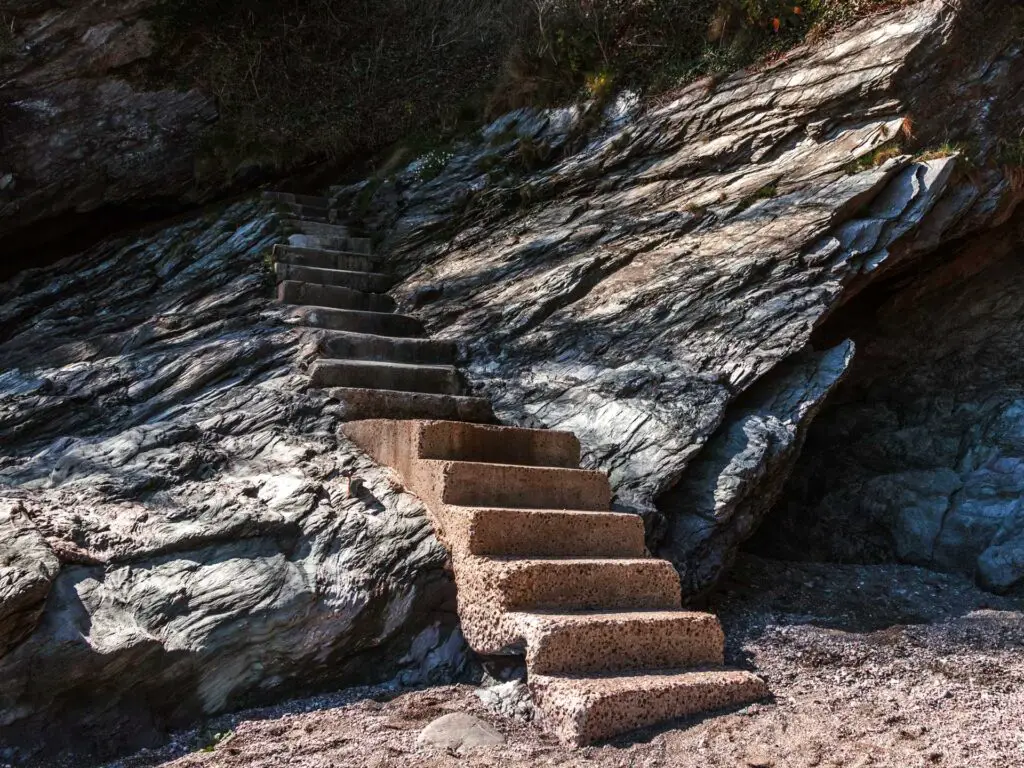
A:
[0,0,1022,764]
[342,0,1022,595]
[0,1,217,256]
[0,205,466,763]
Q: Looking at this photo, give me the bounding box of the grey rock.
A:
[0,201,465,763]
[418,712,505,750]
[476,680,534,722]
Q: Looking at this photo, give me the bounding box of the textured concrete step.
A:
[513,610,724,675]
[413,421,581,468]
[423,461,611,510]
[275,264,394,292]
[285,306,424,336]
[278,203,333,222]
[318,332,456,364]
[484,557,681,612]
[282,220,372,254]
[531,669,768,745]
[278,281,396,312]
[329,388,495,423]
[263,191,335,208]
[310,359,463,394]
[273,244,376,272]
[449,507,646,557]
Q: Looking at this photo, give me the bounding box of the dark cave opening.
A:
[747,211,1024,594]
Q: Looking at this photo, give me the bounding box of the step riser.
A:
[287,307,423,337]
[462,509,646,558]
[523,616,725,676]
[436,463,610,510]
[331,389,495,423]
[263,192,335,208]
[310,361,463,395]
[274,244,375,272]
[494,561,681,612]
[275,264,393,292]
[277,204,334,222]
[414,422,580,468]
[287,234,372,254]
[319,333,456,365]
[278,281,396,313]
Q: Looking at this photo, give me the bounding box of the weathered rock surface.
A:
[0,203,466,764]
[0,0,217,253]
[336,0,1022,594]
[754,215,1024,592]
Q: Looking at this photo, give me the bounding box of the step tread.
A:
[274,243,378,260]
[314,359,460,374]
[328,387,496,423]
[422,459,611,510]
[275,264,392,281]
[317,331,456,364]
[531,668,768,745]
[411,421,581,468]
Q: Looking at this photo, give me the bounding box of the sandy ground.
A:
[105,555,1024,768]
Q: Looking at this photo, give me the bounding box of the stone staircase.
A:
[265,191,768,745]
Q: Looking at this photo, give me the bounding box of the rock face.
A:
[754,215,1024,593]
[2,0,1023,762]
[0,203,466,764]
[0,0,217,254]
[338,0,1022,595]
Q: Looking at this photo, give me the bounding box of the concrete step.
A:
[275,264,394,292]
[531,669,768,745]
[513,610,724,676]
[285,306,424,336]
[412,421,581,468]
[278,281,396,313]
[449,507,645,558]
[422,460,611,510]
[263,191,336,208]
[279,203,334,222]
[273,244,376,272]
[485,557,681,612]
[310,359,463,394]
[318,331,456,365]
[329,387,495,423]
[282,221,372,254]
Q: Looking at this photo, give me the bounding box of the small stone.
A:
[418,713,505,750]
[744,748,775,767]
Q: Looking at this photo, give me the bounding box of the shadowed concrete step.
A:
[329,388,495,423]
[420,460,611,510]
[413,421,581,468]
[263,191,336,208]
[282,220,372,253]
[484,557,681,612]
[310,359,463,394]
[274,244,376,272]
[278,281,396,312]
[286,306,424,336]
[513,610,724,675]
[319,332,456,364]
[449,507,645,557]
[531,669,768,745]
[275,264,393,292]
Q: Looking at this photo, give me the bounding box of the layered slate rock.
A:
[333,0,1023,595]
[344,419,766,745]
[0,200,467,764]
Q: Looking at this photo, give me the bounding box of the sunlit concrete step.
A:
[448,507,646,557]
[532,668,768,745]
[412,421,581,468]
[278,281,396,312]
[275,264,394,292]
[310,359,463,394]
[329,387,495,423]
[483,557,681,612]
[318,331,456,365]
[513,610,724,676]
[421,460,611,510]
[273,244,376,272]
[285,306,424,336]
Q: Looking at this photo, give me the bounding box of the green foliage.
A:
[416,149,455,182]
[915,142,966,163]
[844,140,905,174]
[1001,135,1024,168]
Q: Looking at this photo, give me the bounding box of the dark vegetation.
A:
[147,0,904,181]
